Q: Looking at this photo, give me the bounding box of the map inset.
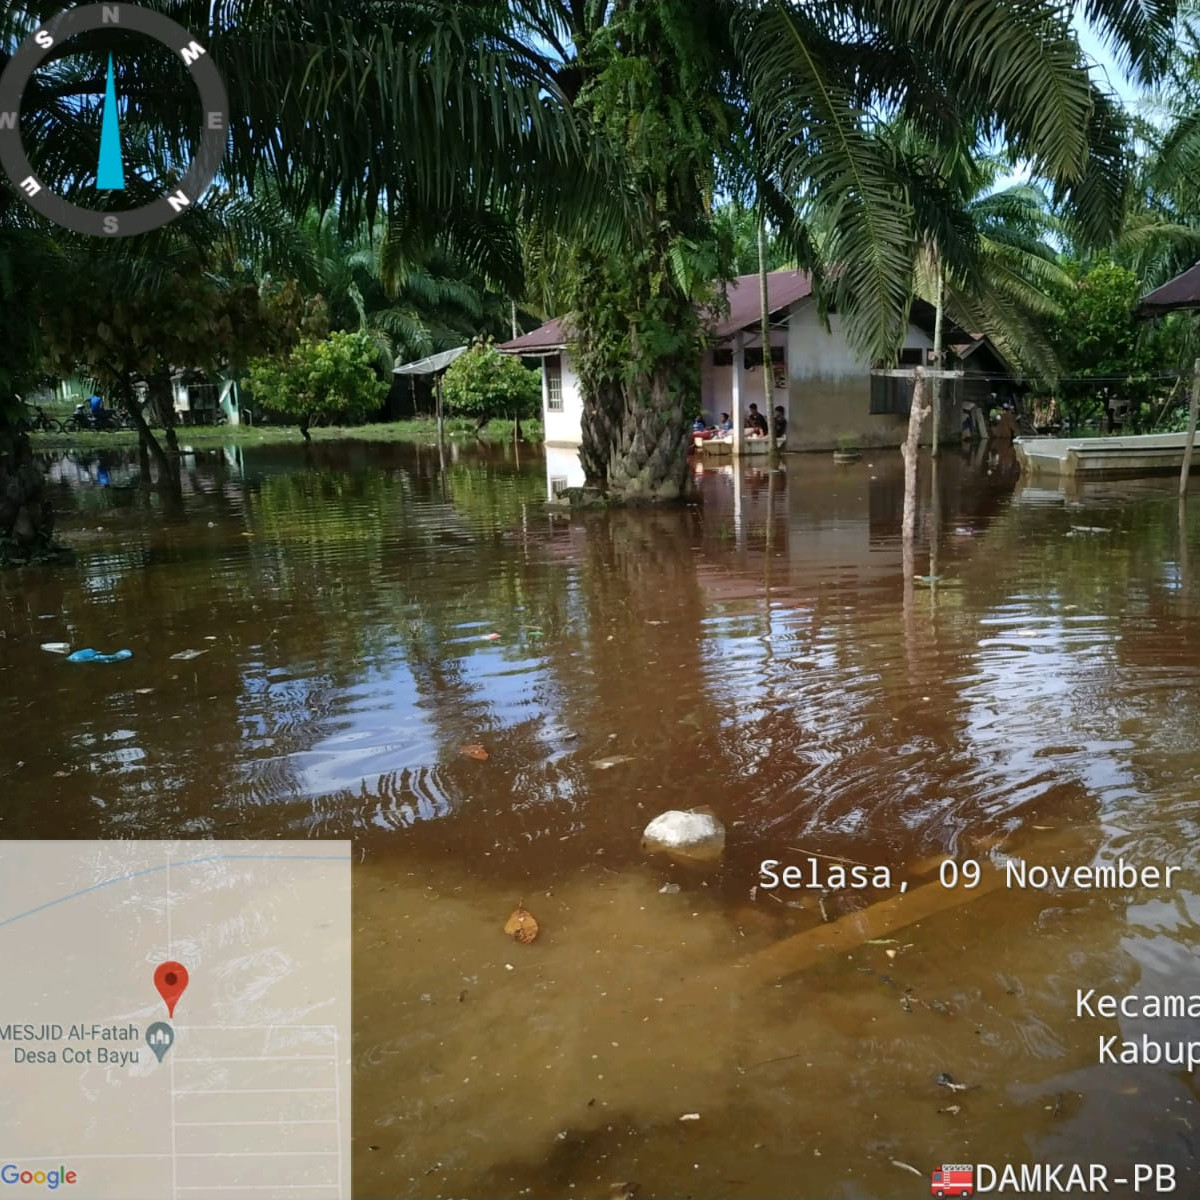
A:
[0,841,352,1200]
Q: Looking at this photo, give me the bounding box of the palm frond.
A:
[737,3,917,359]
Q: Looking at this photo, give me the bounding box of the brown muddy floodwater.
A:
[3,439,1200,1199]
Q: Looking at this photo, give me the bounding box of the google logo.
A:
[0,1166,77,1189]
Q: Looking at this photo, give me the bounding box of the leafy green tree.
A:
[1049,260,1165,428]
[37,228,317,487]
[442,344,541,432]
[247,330,389,439]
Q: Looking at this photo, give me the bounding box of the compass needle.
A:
[96,53,125,191]
[0,4,227,236]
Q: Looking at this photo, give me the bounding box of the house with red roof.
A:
[498,270,1013,453]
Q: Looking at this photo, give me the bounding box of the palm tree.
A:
[505,0,1180,499]
[892,144,1076,387]
[291,210,513,373]
[735,1,1175,360]
[2,0,1186,515]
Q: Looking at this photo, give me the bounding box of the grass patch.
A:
[29,416,544,452]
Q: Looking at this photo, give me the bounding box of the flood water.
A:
[4,439,1200,1198]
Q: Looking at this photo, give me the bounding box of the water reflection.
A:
[3,441,1200,1197]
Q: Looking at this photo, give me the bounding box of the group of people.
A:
[693,402,787,439]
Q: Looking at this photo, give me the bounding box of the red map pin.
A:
[154,961,189,1017]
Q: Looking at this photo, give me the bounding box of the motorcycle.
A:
[68,402,120,432]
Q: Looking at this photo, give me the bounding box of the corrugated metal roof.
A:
[1138,262,1200,313]
[393,346,468,375]
[713,270,813,337]
[497,271,815,354]
[497,317,570,354]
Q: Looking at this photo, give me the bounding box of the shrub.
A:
[248,330,387,437]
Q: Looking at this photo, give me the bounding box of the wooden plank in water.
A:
[740,865,1006,986]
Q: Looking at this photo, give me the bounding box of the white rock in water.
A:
[641,809,725,862]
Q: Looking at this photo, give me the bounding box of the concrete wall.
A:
[542,354,584,446]
[700,330,789,429]
[541,305,960,452]
[785,301,937,451]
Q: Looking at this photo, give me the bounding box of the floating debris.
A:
[503,902,539,944]
[936,1072,970,1092]
[67,648,132,663]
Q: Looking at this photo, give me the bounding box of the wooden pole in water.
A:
[1179,357,1200,498]
[928,452,940,600]
[901,368,929,545]
[731,332,745,459]
[931,262,944,458]
[435,372,446,474]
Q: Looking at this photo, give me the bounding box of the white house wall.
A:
[542,355,584,446]
[540,303,949,453]
[786,300,938,451]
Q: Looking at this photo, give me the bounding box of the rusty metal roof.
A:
[1138,262,1200,313]
[497,271,815,354]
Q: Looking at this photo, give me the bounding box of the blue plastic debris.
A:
[67,648,133,663]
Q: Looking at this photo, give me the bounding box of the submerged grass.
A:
[30,417,543,452]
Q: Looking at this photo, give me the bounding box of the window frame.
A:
[544,355,564,412]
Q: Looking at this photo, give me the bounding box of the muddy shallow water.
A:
[4,440,1200,1198]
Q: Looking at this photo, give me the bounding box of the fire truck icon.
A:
[930,1163,974,1197]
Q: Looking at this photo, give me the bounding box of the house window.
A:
[712,348,733,367]
[545,356,563,412]
[870,374,912,416]
[549,475,569,497]
[743,346,785,369]
[898,347,925,366]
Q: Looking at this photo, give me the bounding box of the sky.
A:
[1074,11,1144,108]
[995,7,1155,190]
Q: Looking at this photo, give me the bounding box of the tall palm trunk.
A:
[579,353,693,501]
[0,419,56,564]
[121,372,178,494]
[148,366,182,461]
[758,213,778,468]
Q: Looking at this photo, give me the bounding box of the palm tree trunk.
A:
[121,374,179,495]
[148,367,180,460]
[579,365,691,501]
[0,415,57,564]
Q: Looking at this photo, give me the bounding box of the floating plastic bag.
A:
[67,648,132,663]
